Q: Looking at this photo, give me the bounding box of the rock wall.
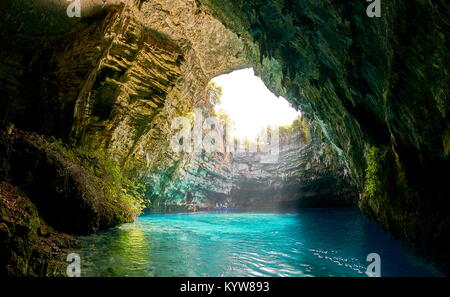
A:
[0,129,138,234]
[230,123,357,210]
[0,182,77,276]
[0,0,248,167]
[145,117,357,211]
[0,128,141,276]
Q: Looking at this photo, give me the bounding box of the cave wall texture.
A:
[229,121,357,210]
[0,0,449,251]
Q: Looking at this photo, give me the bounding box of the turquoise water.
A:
[76,208,442,277]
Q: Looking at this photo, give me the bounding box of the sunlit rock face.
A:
[0,0,248,176]
[0,0,448,249]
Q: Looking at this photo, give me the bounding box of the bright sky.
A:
[212,68,300,140]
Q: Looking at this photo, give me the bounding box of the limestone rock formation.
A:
[230,123,356,209]
[146,117,357,211]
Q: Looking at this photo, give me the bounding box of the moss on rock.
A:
[364,146,390,199]
[0,182,77,276]
[0,128,144,235]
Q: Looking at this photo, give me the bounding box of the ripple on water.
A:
[76,209,443,277]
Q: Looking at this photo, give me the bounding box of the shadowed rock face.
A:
[0,0,449,251]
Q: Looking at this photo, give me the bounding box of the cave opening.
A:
[170,67,358,213]
[211,68,301,141]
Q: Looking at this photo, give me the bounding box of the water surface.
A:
[76,208,442,277]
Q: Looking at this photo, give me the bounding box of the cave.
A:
[0,0,449,278]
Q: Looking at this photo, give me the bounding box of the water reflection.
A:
[76,209,442,277]
[80,223,150,276]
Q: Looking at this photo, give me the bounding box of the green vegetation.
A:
[278,116,310,142]
[49,137,146,220]
[207,81,223,105]
[364,146,390,198]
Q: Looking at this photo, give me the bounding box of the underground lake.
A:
[74,208,442,277]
